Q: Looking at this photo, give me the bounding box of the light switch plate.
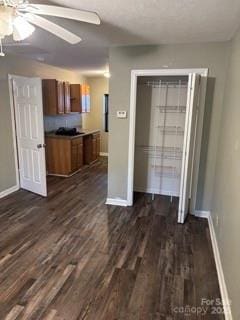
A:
[117,110,127,119]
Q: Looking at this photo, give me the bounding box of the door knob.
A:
[37,143,46,149]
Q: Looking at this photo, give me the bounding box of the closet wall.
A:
[107,43,230,210]
[134,76,188,197]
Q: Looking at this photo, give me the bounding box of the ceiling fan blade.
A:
[19,4,101,25]
[2,42,31,46]
[23,13,82,44]
[13,16,35,41]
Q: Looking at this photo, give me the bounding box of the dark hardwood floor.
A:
[0,159,223,320]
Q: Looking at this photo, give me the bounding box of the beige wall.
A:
[107,43,230,210]
[211,29,240,319]
[0,54,84,193]
[82,77,109,153]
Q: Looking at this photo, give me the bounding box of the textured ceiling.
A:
[3,0,240,75]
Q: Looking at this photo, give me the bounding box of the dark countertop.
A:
[45,129,100,140]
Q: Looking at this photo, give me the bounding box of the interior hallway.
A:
[0,159,222,319]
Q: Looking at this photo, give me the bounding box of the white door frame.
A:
[127,68,208,215]
[8,74,46,196]
[8,74,20,192]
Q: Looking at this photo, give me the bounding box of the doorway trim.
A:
[8,74,20,193]
[8,74,47,197]
[127,68,208,215]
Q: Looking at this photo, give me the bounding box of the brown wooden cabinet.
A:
[64,81,71,114]
[46,136,83,176]
[96,133,100,160]
[83,135,92,165]
[71,137,83,172]
[70,84,82,113]
[92,133,101,162]
[46,132,100,176]
[83,132,100,164]
[42,79,65,115]
[43,81,86,114]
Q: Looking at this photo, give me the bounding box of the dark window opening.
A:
[104,94,109,132]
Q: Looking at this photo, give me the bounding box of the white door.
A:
[178,73,200,223]
[12,76,47,196]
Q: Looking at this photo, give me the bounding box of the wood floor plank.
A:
[5,305,25,320]
[0,159,223,319]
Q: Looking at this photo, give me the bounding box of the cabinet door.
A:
[57,81,65,114]
[92,133,100,160]
[71,138,83,172]
[77,142,83,168]
[42,79,58,115]
[46,138,71,175]
[70,84,82,112]
[83,135,93,165]
[92,135,97,161]
[64,82,71,114]
[71,145,78,172]
[96,133,100,159]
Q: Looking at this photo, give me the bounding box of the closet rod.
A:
[153,105,186,113]
[144,81,188,88]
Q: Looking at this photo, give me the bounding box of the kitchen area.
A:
[43,79,101,177]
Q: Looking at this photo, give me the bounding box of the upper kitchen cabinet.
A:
[64,81,71,114]
[42,79,65,115]
[70,84,82,113]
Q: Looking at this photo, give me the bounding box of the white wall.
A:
[211,28,240,319]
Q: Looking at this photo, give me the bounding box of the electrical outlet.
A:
[117,111,127,119]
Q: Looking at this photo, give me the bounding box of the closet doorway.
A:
[127,69,208,223]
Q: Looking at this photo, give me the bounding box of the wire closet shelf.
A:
[136,145,183,161]
[135,78,188,198]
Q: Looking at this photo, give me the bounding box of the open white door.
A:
[12,76,47,197]
[178,73,200,223]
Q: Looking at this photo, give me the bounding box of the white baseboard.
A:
[100,152,108,157]
[194,210,210,218]
[105,198,128,206]
[0,185,19,199]
[208,213,233,320]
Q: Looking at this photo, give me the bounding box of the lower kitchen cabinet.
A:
[83,132,100,165]
[71,138,84,172]
[46,131,101,176]
[46,137,83,176]
[92,132,101,162]
[83,135,92,165]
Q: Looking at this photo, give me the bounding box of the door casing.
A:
[8,74,47,197]
[127,68,208,218]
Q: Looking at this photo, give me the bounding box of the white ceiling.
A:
[4,0,240,75]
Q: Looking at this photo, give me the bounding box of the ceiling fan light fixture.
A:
[0,6,14,39]
[13,15,35,41]
[0,1,101,57]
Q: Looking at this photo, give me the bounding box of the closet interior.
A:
[134,75,189,200]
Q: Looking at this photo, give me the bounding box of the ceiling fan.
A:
[0,0,101,56]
